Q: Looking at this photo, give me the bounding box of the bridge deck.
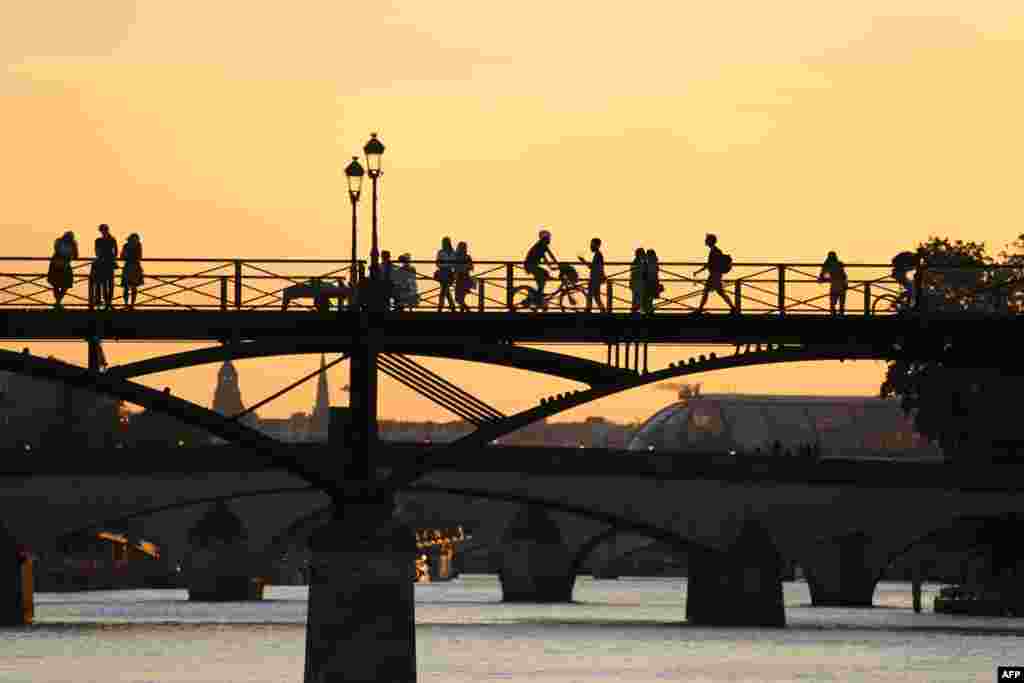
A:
[3,444,1022,492]
[0,308,1015,344]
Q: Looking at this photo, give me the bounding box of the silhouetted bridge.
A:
[3,444,1022,610]
[3,255,1022,666]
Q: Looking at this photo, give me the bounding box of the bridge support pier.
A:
[303,498,417,683]
[0,525,32,626]
[499,507,574,602]
[590,535,620,580]
[185,501,265,602]
[685,520,785,627]
[803,532,877,607]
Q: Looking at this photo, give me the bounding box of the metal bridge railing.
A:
[1,257,1021,316]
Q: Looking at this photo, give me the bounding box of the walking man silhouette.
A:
[693,233,736,314]
[578,238,606,313]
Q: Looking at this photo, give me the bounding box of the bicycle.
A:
[871,289,913,315]
[510,263,585,312]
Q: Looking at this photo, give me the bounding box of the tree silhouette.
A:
[881,236,1022,461]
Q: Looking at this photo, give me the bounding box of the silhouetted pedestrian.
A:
[630,248,647,313]
[453,241,474,313]
[693,234,736,314]
[891,250,920,306]
[48,230,78,308]
[392,253,419,311]
[120,233,144,309]
[577,237,606,313]
[93,224,117,310]
[818,251,848,315]
[435,237,456,312]
[644,248,661,315]
[381,250,395,310]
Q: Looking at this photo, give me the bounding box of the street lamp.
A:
[363,132,385,274]
[344,157,365,279]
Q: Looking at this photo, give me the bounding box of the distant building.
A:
[627,393,941,458]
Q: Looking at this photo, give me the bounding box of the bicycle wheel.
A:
[510,286,537,311]
[559,288,583,312]
[871,294,901,315]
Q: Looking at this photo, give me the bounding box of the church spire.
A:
[311,354,330,438]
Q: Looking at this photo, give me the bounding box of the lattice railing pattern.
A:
[1,257,1020,316]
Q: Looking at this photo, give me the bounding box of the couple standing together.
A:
[434,237,476,312]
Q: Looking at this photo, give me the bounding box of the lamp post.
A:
[344,157,365,281]
[363,132,385,275]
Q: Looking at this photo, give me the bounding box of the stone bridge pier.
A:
[498,506,573,602]
[801,532,878,607]
[685,519,785,627]
[0,523,33,626]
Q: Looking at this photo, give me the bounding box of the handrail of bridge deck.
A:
[0,257,1020,315]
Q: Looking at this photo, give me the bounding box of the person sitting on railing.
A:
[48,230,78,309]
[524,228,557,310]
[93,224,118,310]
[644,248,662,315]
[693,233,737,315]
[392,253,419,311]
[435,237,457,312]
[453,241,475,313]
[577,237,606,313]
[818,251,848,315]
[120,233,144,309]
[630,248,647,313]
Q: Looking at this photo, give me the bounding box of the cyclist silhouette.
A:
[524,229,557,309]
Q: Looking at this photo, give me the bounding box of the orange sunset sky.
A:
[3,2,1024,423]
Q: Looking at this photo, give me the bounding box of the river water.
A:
[2,578,1021,682]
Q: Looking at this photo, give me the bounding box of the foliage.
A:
[881,236,1021,460]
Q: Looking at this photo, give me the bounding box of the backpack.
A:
[892,251,918,271]
[716,252,733,274]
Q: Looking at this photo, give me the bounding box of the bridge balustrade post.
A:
[777,265,786,316]
[233,260,242,310]
[606,279,614,313]
[734,279,742,315]
[863,282,871,317]
[220,277,228,311]
[87,270,95,311]
[506,263,514,312]
[478,277,485,312]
